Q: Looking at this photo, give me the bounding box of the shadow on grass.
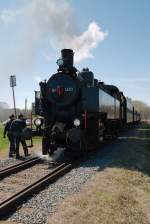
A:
[81,123,150,177]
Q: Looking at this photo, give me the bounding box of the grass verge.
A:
[0,123,8,151]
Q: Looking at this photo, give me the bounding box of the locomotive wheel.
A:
[49,144,57,155]
[75,132,87,158]
[66,132,87,160]
[99,135,104,143]
[42,137,50,155]
[80,132,88,155]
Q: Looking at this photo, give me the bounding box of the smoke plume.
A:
[0,0,107,67]
[0,0,107,107]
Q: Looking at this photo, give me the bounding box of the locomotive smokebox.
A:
[61,49,74,68]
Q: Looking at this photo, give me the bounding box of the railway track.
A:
[0,159,74,219]
[0,157,41,180]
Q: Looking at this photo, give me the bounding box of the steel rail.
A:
[0,157,41,180]
[0,162,74,218]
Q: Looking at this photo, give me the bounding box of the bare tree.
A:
[133,100,150,120]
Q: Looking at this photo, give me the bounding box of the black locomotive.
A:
[34,49,140,155]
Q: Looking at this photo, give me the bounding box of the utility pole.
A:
[25,98,27,118]
[10,75,17,117]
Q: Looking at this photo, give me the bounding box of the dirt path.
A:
[48,123,150,224]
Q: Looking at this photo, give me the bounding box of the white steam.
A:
[0,0,107,66]
[69,22,107,62]
[0,0,107,107]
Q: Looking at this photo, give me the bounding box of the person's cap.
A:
[18,113,24,118]
[9,114,15,119]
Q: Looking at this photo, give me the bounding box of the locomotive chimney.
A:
[61,49,74,68]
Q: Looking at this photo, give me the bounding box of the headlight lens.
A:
[34,118,42,126]
[26,119,30,125]
[73,118,80,127]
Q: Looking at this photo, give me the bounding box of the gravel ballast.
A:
[0,158,19,169]
[1,128,136,224]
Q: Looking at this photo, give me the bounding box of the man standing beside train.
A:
[3,114,15,157]
[10,114,29,159]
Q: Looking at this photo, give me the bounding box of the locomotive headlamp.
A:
[34,118,42,126]
[73,118,80,127]
[26,119,30,126]
[56,58,63,66]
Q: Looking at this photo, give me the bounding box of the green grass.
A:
[142,123,150,142]
[143,124,150,167]
[0,123,9,151]
[31,136,42,145]
[140,123,150,130]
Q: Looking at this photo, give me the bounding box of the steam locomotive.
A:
[34,49,140,156]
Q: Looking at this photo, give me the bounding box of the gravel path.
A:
[1,127,139,224]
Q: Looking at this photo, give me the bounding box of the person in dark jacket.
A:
[10,114,29,159]
[3,114,15,157]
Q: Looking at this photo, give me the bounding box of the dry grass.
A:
[48,124,150,224]
[48,168,150,224]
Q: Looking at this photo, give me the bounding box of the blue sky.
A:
[0,0,150,109]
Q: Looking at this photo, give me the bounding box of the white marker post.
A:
[10,75,17,117]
